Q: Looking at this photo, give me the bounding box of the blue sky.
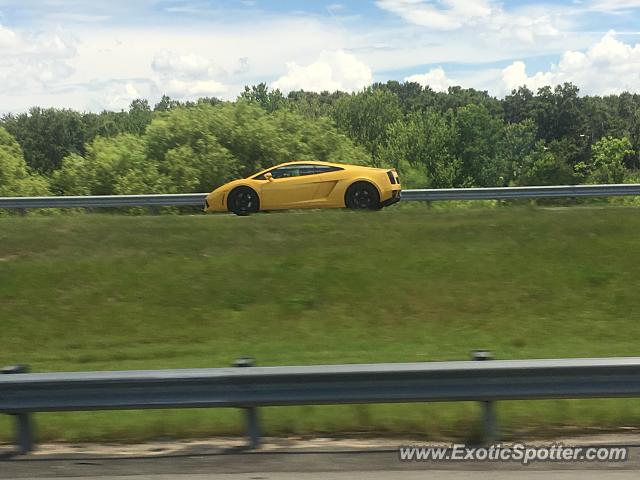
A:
[0,0,639,112]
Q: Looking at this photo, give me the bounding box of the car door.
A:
[258,164,323,209]
[312,165,347,206]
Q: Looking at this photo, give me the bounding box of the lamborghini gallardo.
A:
[204,161,401,216]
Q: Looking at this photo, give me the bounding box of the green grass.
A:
[2,206,640,442]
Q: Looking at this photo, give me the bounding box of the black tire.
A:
[345,182,381,210]
[228,187,260,216]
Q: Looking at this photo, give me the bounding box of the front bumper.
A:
[204,191,227,212]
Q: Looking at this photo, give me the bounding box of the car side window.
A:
[315,166,344,174]
[254,164,343,180]
[271,166,299,179]
[262,164,318,179]
[299,166,319,176]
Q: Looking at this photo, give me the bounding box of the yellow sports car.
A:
[204,161,401,216]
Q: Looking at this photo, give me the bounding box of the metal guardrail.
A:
[402,183,640,201]
[4,354,640,455]
[1,183,640,210]
[0,193,206,209]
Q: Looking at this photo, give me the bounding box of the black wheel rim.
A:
[352,188,373,209]
[235,191,255,211]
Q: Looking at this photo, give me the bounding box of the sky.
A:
[0,0,640,113]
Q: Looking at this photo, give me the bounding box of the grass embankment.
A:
[2,206,640,442]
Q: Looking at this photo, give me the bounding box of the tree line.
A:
[1,81,639,202]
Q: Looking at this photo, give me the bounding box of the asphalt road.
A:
[2,447,640,479]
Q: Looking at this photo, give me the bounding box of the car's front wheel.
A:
[228,187,260,216]
[345,182,381,210]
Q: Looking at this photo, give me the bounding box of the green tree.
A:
[287,90,345,119]
[517,148,574,186]
[496,119,573,186]
[527,83,586,150]
[434,86,503,117]
[154,95,182,112]
[380,110,459,188]
[145,102,369,190]
[1,108,87,173]
[575,136,634,184]
[145,104,249,188]
[372,81,424,113]
[503,87,535,125]
[127,99,154,135]
[497,120,535,184]
[452,104,506,186]
[240,83,286,112]
[0,127,50,197]
[333,88,402,164]
[52,134,170,196]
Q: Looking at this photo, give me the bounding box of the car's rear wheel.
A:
[345,182,381,210]
[228,187,260,216]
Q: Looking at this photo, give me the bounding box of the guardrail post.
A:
[233,357,261,449]
[1,365,34,455]
[471,350,497,444]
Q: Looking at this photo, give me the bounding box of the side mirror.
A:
[264,172,274,182]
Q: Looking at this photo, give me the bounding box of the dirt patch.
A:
[5,432,640,459]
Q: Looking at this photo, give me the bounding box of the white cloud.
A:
[376,0,492,30]
[0,25,77,95]
[151,50,229,100]
[0,15,352,112]
[327,4,346,13]
[405,66,455,91]
[102,82,141,111]
[587,0,640,12]
[482,10,560,44]
[376,0,562,45]
[152,50,218,78]
[502,61,555,93]
[163,79,227,98]
[0,25,19,48]
[1,2,639,113]
[47,13,112,23]
[271,50,372,93]
[501,32,640,95]
[66,17,348,107]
